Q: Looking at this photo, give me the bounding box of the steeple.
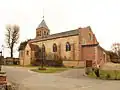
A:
[36,19,49,30]
[36,9,49,30]
[36,16,50,38]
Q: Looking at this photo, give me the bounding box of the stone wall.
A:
[32,35,80,67]
[19,26,108,67]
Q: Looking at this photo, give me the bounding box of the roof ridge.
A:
[50,29,79,36]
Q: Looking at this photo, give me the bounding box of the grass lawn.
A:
[30,67,69,73]
[4,64,21,67]
[88,69,120,80]
[4,64,39,68]
[4,64,83,73]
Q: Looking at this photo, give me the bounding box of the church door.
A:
[86,60,92,67]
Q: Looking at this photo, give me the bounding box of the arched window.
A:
[66,42,71,51]
[42,44,45,52]
[39,31,41,36]
[53,43,57,52]
[44,31,46,35]
[82,38,86,44]
[89,33,92,40]
[26,50,29,55]
[47,32,48,35]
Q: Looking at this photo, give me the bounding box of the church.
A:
[19,19,109,67]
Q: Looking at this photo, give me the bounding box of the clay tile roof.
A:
[29,44,39,51]
[36,19,49,30]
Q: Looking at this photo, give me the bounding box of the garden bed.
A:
[30,67,69,73]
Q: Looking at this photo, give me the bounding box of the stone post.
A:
[85,60,93,75]
[0,51,7,86]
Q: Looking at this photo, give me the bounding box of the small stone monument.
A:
[0,51,7,85]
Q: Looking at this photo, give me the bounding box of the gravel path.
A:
[56,68,87,79]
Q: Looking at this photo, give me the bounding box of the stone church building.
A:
[19,19,109,67]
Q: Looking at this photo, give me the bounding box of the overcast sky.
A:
[0,0,120,57]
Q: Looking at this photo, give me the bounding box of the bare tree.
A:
[111,43,120,57]
[5,24,20,58]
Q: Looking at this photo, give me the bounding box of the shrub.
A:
[88,69,120,80]
[38,67,46,70]
[114,70,120,80]
[47,60,63,67]
[85,67,93,75]
[105,73,111,79]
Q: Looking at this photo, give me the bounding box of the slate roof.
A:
[29,29,79,43]
[18,41,28,51]
[18,39,32,51]
[49,29,79,38]
[36,19,49,30]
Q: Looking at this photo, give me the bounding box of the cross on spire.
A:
[43,8,44,20]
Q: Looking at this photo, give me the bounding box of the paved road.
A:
[2,66,120,90]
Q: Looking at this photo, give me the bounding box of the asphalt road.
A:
[2,66,120,90]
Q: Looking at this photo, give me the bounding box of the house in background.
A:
[19,19,110,67]
[4,57,19,65]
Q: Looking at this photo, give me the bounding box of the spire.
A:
[36,9,49,30]
[43,8,44,19]
[36,19,49,30]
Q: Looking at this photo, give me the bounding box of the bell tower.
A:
[36,17,50,38]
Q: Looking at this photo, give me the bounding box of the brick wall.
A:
[19,26,108,67]
[82,46,96,61]
[36,27,49,38]
[32,35,80,61]
[97,46,107,66]
[79,26,98,45]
